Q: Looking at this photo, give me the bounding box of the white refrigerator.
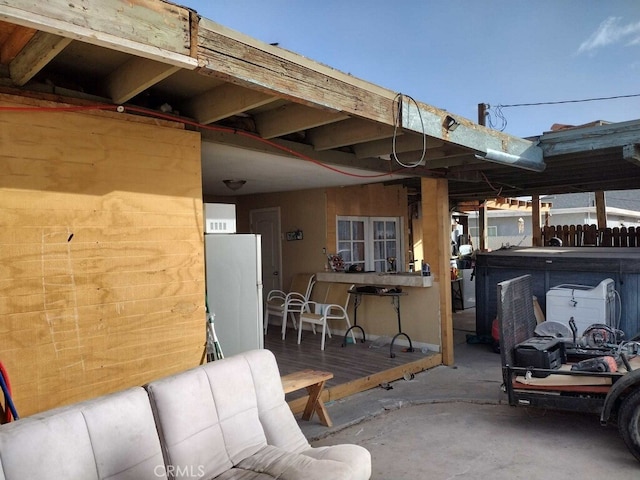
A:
[204,234,264,358]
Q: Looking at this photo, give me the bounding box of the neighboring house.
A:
[467,209,536,251]
[465,190,640,250]
[542,190,640,229]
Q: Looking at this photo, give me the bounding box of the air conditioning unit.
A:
[204,203,236,234]
[545,278,616,336]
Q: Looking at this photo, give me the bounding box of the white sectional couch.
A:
[0,349,371,480]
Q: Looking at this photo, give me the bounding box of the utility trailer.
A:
[498,274,640,462]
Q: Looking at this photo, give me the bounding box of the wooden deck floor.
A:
[264,325,442,407]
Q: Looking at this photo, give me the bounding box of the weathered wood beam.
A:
[358,151,481,172]
[401,98,544,171]
[485,198,551,212]
[541,119,640,157]
[0,24,35,64]
[105,57,180,104]
[623,144,640,167]
[456,198,551,213]
[307,118,395,151]
[254,102,349,139]
[187,83,278,125]
[353,133,445,159]
[477,176,640,198]
[410,151,480,169]
[198,17,543,171]
[9,31,71,86]
[197,18,396,125]
[365,151,482,174]
[0,0,196,68]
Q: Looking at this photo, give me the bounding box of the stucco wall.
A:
[237,188,327,290]
[235,182,445,345]
[236,183,409,287]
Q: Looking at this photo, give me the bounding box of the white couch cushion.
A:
[147,349,372,480]
[146,354,269,479]
[301,445,372,480]
[203,354,268,463]
[83,387,167,480]
[0,404,99,479]
[146,366,233,479]
[214,468,278,479]
[242,349,310,453]
[242,350,372,480]
[235,445,352,480]
[0,387,166,480]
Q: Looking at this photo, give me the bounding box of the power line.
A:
[498,93,640,108]
[483,92,640,132]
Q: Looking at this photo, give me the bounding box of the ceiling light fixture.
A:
[222,179,247,191]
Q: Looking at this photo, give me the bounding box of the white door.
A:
[251,207,281,298]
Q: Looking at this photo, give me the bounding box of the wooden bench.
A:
[281,369,334,427]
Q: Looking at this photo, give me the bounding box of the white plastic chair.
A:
[264,273,315,339]
[298,283,355,350]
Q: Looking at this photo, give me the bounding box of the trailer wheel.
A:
[618,387,640,462]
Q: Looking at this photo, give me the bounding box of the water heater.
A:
[545,279,616,336]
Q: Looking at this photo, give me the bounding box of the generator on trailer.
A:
[498,275,640,463]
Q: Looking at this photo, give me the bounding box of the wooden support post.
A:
[595,191,607,229]
[421,177,454,366]
[479,202,488,251]
[532,194,542,247]
[458,215,470,244]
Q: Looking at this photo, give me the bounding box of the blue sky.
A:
[187,1,640,138]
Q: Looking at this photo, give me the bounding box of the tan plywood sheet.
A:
[0,94,204,415]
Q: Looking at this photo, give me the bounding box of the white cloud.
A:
[577,16,640,54]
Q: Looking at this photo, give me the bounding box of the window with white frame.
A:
[470,226,498,237]
[337,217,366,271]
[337,216,402,272]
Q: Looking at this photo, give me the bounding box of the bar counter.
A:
[315,271,433,288]
[314,270,439,351]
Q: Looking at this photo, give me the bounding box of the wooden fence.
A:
[541,224,640,247]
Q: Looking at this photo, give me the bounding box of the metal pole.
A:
[477,103,488,251]
[477,103,487,126]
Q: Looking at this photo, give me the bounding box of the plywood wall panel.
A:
[0,191,202,215]
[1,172,202,198]
[0,95,204,416]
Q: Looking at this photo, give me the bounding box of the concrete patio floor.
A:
[302,309,640,479]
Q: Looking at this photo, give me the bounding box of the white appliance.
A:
[204,203,236,234]
[461,268,476,309]
[545,278,616,336]
[205,233,264,357]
